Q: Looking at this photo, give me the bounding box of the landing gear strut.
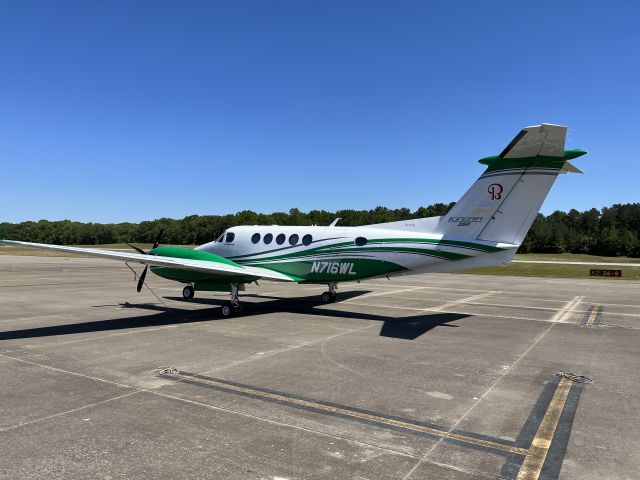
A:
[182,285,195,300]
[321,282,338,303]
[221,284,242,318]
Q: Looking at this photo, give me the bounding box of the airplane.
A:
[1,124,586,318]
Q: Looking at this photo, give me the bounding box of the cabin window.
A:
[225,232,235,243]
[302,234,313,246]
[355,236,367,246]
[289,234,299,245]
[264,233,273,244]
[251,233,261,244]
[276,233,286,245]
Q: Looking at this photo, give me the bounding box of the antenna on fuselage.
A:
[328,218,341,227]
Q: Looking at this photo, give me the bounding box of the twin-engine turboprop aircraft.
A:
[1,124,586,317]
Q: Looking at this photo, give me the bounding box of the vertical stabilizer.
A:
[438,124,586,245]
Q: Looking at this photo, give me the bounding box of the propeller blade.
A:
[127,243,147,255]
[137,265,148,293]
[152,228,165,249]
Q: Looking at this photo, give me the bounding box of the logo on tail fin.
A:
[488,183,503,200]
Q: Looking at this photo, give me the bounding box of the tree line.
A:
[2,202,639,257]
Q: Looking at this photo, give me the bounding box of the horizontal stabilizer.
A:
[500,124,567,158]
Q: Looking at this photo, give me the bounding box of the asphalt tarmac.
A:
[1,255,638,479]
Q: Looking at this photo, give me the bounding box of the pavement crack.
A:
[0,390,142,433]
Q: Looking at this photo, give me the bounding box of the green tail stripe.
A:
[478,149,587,174]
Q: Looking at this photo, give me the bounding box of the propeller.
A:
[137,265,148,293]
[152,228,164,249]
[127,243,146,255]
[127,228,164,255]
[126,228,164,293]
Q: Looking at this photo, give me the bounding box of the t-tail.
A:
[367,124,586,270]
[439,124,585,250]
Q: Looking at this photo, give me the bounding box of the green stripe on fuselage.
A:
[231,238,500,264]
[363,238,501,253]
[332,246,469,260]
[146,239,499,284]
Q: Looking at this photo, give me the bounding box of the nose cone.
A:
[195,241,219,253]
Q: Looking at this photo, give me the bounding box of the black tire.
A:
[329,291,337,302]
[233,304,243,314]
[220,303,233,318]
[182,285,195,300]
[321,292,332,303]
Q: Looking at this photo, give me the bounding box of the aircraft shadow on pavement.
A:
[0,290,468,342]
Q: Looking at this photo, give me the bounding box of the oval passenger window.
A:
[264,233,273,244]
[302,234,312,246]
[251,233,261,244]
[355,237,367,246]
[289,234,299,245]
[276,233,286,245]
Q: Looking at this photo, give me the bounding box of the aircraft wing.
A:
[0,239,297,282]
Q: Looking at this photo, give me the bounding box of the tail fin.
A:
[439,124,586,245]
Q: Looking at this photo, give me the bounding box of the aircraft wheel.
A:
[221,303,233,318]
[330,291,337,302]
[182,285,195,300]
[233,304,243,314]
[321,291,333,304]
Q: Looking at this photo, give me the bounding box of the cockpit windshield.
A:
[216,233,224,242]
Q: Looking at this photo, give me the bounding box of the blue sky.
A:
[1,1,638,223]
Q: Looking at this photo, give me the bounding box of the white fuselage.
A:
[196,225,516,282]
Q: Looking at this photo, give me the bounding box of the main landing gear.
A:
[321,282,338,303]
[220,284,242,318]
[182,285,195,300]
